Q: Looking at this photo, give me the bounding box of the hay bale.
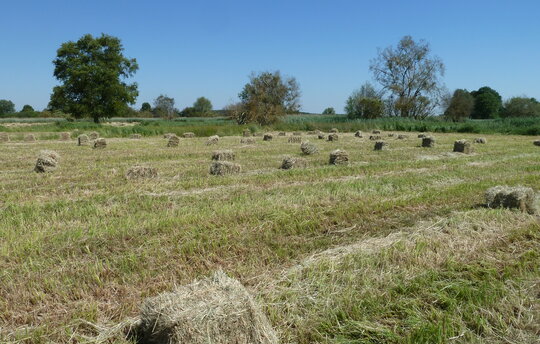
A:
[288,136,302,143]
[329,128,339,133]
[453,139,472,153]
[278,132,286,136]
[133,271,278,344]
[206,135,219,145]
[354,131,363,138]
[387,133,395,137]
[93,138,107,149]
[77,134,89,146]
[0,132,10,142]
[126,166,158,179]
[240,138,256,144]
[422,136,436,148]
[183,132,195,138]
[167,135,180,147]
[329,149,349,165]
[327,133,339,141]
[281,156,307,170]
[210,161,241,176]
[369,135,381,141]
[534,140,540,147]
[263,133,273,141]
[243,129,252,137]
[374,141,388,151]
[418,133,426,138]
[89,131,99,140]
[130,134,142,139]
[292,131,302,136]
[485,186,537,214]
[163,133,175,139]
[317,133,325,140]
[212,150,235,161]
[24,134,36,142]
[307,131,317,135]
[60,132,71,141]
[397,134,409,139]
[34,150,59,173]
[474,137,487,144]
[372,130,381,134]
[300,141,318,155]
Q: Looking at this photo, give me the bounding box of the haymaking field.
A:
[0,129,539,343]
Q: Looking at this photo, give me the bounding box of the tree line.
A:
[1,34,538,123]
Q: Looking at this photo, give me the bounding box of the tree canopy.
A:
[345,83,384,119]
[192,97,213,115]
[140,102,152,112]
[153,95,176,118]
[0,100,15,115]
[502,97,540,117]
[21,105,35,112]
[470,87,502,119]
[322,107,336,115]
[443,89,474,122]
[49,34,139,123]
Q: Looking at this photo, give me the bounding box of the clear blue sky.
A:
[1,0,539,113]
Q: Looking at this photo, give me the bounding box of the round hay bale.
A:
[240,137,256,144]
[397,134,409,139]
[130,134,142,139]
[24,134,36,142]
[0,132,10,142]
[300,141,318,155]
[534,140,540,147]
[60,132,71,141]
[317,133,325,140]
[354,131,363,138]
[89,131,99,140]
[206,135,219,145]
[210,161,242,176]
[372,130,381,134]
[369,135,381,141]
[132,271,278,344]
[485,186,537,214]
[474,137,487,144]
[278,131,286,136]
[183,132,195,138]
[329,149,349,165]
[329,128,339,133]
[374,141,388,151]
[77,134,89,146]
[292,131,302,136]
[243,129,252,137]
[126,166,158,180]
[453,139,472,154]
[167,135,180,147]
[422,136,436,148]
[288,136,302,143]
[281,156,307,170]
[34,150,59,173]
[263,133,273,141]
[327,133,339,142]
[93,138,107,149]
[212,150,235,161]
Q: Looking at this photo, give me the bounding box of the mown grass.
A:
[0,128,538,343]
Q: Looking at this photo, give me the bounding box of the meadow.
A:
[0,126,539,343]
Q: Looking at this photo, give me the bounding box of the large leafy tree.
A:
[0,100,15,115]
[444,89,474,122]
[140,102,152,112]
[470,86,502,119]
[235,71,301,125]
[345,82,384,119]
[49,34,139,123]
[193,97,213,115]
[502,97,540,117]
[322,107,336,115]
[153,95,176,118]
[370,36,445,119]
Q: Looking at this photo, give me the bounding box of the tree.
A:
[322,107,336,115]
[236,71,301,125]
[470,87,502,119]
[192,97,213,116]
[502,97,540,117]
[49,34,139,123]
[443,89,474,122]
[0,100,15,115]
[153,95,175,118]
[370,36,445,119]
[140,102,152,112]
[345,82,384,119]
[21,105,35,112]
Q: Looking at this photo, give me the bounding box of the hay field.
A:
[0,131,539,343]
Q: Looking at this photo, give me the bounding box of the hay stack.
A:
[293,131,302,136]
[206,135,219,145]
[329,149,349,165]
[130,134,142,139]
[167,135,180,147]
[77,134,89,146]
[89,131,99,140]
[183,132,195,138]
[327,133,339,141]
[163,133,175,139]
[60,132,71,141]
[24,134,36,142]
[372,130,381,134]
[418,133,426,138]
[534,140,540,147]
[132,271,278,344]
[278,132,286,136]
[240,138,256,144]
[300,141,318,155]
[474,137,487,144]
[397,134,409,139]
[288,136,302,143]
[422,136,436,148]
[374,141,388,151]
[281,156,307,169]
[387,133,395,137]
[243,129,252,137]
[93,138,107,149]
[317,133,325,140]
[210,161,241,176]
[0,132,9,142]
[485,186,537,214]
[453,139,472,153]
[126,166,158,180]
[354,131,363,138]
[307,131,317,135]
[329,128,339,133]
[34,150,59,173]
[263,133,273,141]
[212,150,235,161]
[369,135,381,141]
